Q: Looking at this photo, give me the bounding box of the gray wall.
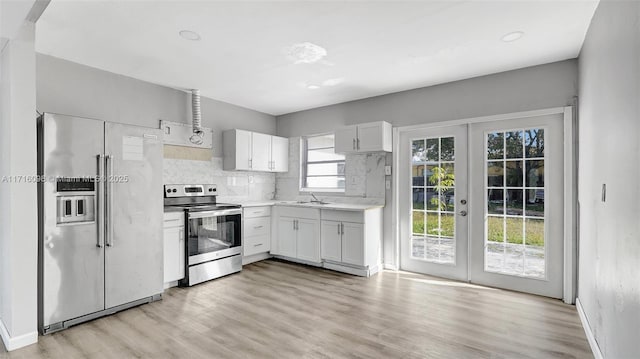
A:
[277,60,577,137]
[578,1,640,358]
[36,54,276,156]
[277,59,578,268]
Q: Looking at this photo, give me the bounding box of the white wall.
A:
[577,1,640,358]
[276,60,578,268]
[0,22,39,350]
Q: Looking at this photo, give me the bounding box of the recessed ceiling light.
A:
[285,42,327,64]
[307,84,320,90]
[179,30,201,41]
[322,78,344,87]
[501,31,524,42]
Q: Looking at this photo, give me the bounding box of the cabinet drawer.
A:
[244,206,272,218]
[244,217,270,237]
[276,206,320,220]
[244,234,270,256]
[164,211,184,228]
[321,209,363,223]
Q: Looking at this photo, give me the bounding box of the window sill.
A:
[299,188,345,194]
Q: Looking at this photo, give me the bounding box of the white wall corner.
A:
[0,318,37,352]
[576,298,604,359]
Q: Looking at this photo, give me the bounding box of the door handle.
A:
[338,223,341,235]
[341,223,344,234]
[459,210,467,217]
[96,154,104,248]
[353,138,356,150]
[105,154,114,247]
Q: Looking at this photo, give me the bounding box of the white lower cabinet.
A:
[273,205,382,276]
[163,212,185,286]
[320,208,382,276]
[243,206,272,264]
[340,222,365,266]
[272,206,321,264]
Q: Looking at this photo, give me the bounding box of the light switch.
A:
[386,180,391,190]
[385,165,392,176]
[248,175,254,184]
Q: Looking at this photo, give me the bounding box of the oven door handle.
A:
[188,209,242,219]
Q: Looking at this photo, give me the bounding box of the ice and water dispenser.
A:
[56,178,96,225]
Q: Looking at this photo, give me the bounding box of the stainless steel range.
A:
[164,184,242,286]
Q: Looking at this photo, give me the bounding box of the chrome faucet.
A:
[310,192,322,203]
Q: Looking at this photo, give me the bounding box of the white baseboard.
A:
[383,263,399,271]
[0,318,37,352]
[576,298,604,359]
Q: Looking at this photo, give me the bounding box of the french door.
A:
[399,113,565,299]
[399,125,468,281]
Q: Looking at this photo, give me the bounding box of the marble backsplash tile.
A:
[163,157,276,203]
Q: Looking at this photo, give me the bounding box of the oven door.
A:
[187,209,242,265]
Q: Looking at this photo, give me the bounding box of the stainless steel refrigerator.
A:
[38,113,164,334]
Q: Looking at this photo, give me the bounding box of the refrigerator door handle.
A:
[105,154,114,247]
[96,154,105,248]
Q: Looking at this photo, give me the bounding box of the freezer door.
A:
[40,113,105,328]
[104,122,163,308]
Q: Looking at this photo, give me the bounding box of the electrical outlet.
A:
[386,180,391,190]
[385,165,392,176]
[248,175,254,184]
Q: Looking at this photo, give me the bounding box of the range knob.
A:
[209,188,214,192]
[172,189,177,193]
[166,189,171,193]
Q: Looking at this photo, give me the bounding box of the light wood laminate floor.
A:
[1,260,592,358]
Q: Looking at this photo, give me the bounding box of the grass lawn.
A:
[413,212,544,247]
[412,211,454,237]
[488,216,544,246]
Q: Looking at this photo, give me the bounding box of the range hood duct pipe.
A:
[189,89,204,145]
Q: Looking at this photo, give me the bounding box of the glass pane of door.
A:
[411,137,457,264]
[484,128,546,279]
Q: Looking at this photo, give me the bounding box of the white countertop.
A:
[239,200,384,211]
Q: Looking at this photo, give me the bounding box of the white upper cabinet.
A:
[334,125,358,154]
[270,136,289,172]
[251,132,272,171]
[335,121,392,153]
[223,129,289,172]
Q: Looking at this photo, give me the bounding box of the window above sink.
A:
[301,133,345,193]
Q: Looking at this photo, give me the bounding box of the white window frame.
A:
[300,133,346,193]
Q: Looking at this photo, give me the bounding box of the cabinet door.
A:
[271,136,289,172]
[341,222,365,266]
[334,126,358,154]
[251,132,272,171]
[321,220,342,262]
[235,130,253,170]
[357,122,392,152]
[296,218,321,263]
[163,227,185,283]
[276,217,297,258]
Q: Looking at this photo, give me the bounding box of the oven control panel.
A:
[164,184,217,197]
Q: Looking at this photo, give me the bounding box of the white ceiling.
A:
[36,0,599,116]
